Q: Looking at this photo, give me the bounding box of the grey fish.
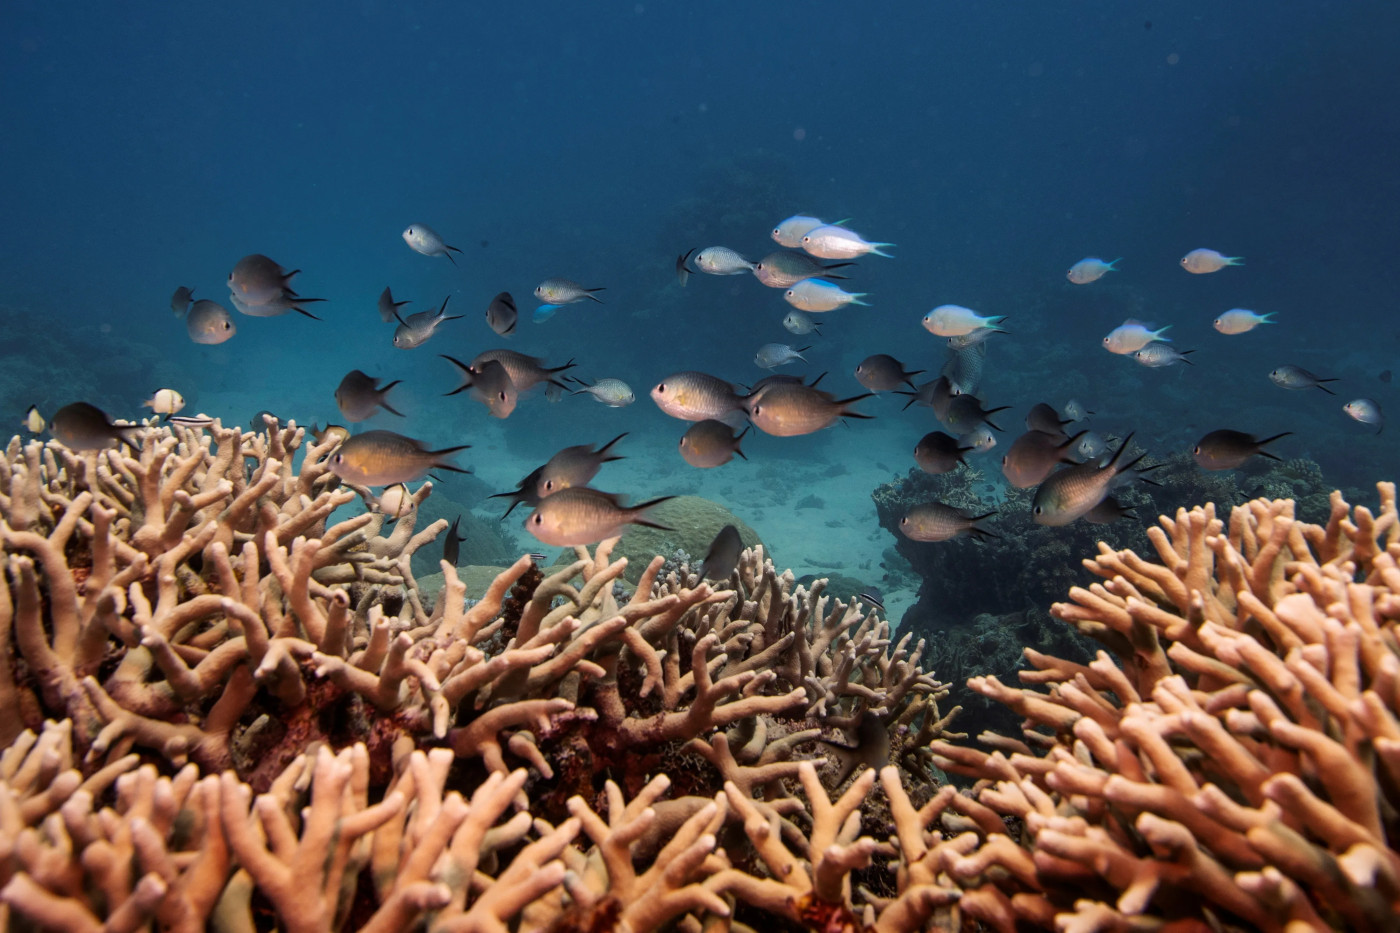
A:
[535,278,605,305]
[1344,398,1383,434]
[392,296,463,349]
[1001,430,1084,489]
[329,430,470,486]
[897,376,955,418]
[913,431,972,474]
[651,372,747,423]
[947,327,1003,350]
[1063,399,1095,421]
[489,465,546,520]
[571,378,634,407]
[1025,403,1071,437]
[537,433,627,497]
[464,359,519,419]
[485,292,518,336]
[900,503,996,542]
[1072,431,1108,463]
[680,421,749,468]
[782,309,823,336]
[171,286,195,316]
[941,395,1009,434]
[693,247,755,276]
[402,224,462,264]
[335,370,404,422]
[1133,342,1194,368]
[699,524,744,581]
[855,354,922,392]
[50,402,139,451]
[752,251,852,289]
[1269,364,1337,394]
[229,290,324,320]
[228,254,324,318]
[1192,429,1291,471]
[454,349,575,393]
[942,343,987,396]
[1085,497,1135,525]
[443,515,462,566]
[746,382,873,437]
[525,487,675,547]
[675,248,695,287]
[754,343,809,370]
[187,299,236,345]
[379,287,410,323]
[1033,433,1144,526]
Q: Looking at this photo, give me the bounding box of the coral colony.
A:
[1,417,1399,931]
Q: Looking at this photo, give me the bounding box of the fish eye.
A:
[656,383,666,393]
[333,453,342,463]
[531,514,542,524]
[1033,506,1042,515]
[1193,446,1201,454]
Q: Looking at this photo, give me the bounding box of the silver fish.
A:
[676,248,695,287]
[754,343,808,370]
[900,503,996,542]
[800,224,894,259]
[402,224,462,264]
[378,287,409,323]
[1269,364,1337,394]
[537,433,627,497]
[485,292,518,336]
[753,251,852,289]
[1063,399,1095,421]
[947,327,1003,349]
[329,430,470,486]
[941,395,1008,435]
[680,421,748,468]
[171,286,194,316]
[1133,342,1194,368]
[1344,398,1383,434]
[335,370,404,422]
[651,372,747,423]
[941,344,987,396]
[693,247,755,275]
[392,296,463,349]
[535,278,605,305]
[187,299,236,344]
[572,378,634,407]
[771,215,831,249]
[525,487,674,547]
[782,309,823,336]
[466,359,518,419]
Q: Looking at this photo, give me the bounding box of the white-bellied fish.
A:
[525,487,674,546]
[378,287,409,324]
[170,286,195,316]
[855,354,923,392]
[1344,399,1383,433]
[329,430,469,486]
[1181,248,1243,274]
[771,215,831,248]
[1269,364,1337,394]
[947,327,1003,349]
[142,389,186,420]
[801,225,893,259]
[651,372,747,423]
[571,377,634,407]
[402,224,463,264]
[50,402,140,451]
[1103,320,1170,355]
[187,299,236,344]
[375,483,416,520]
[311,423,350,446]
[228,254,323,318]
[913,431,972,474]
[753,251,852,289]
[1067,257,1119,284]
[1192,429,1291,470]
[167,414,216,430]
[537,433,627,496]
[392,296,463,349]
[922,305,1007,338]
[1133,342,1194,368]
[1063,399,1094,422]
[485,292,517,336]
[1032,433,1143,526]
[755,343,808,370]
[960,424,998,453]
[745,381,872,436]
[680,420,748,468]
[535,278,605,305]
[693,247,755,275]
[782,309,822,336]
[784,278,868,312]
[1071,431,1107,462]
[1213,308,1277,335]
[335,370,404,422]
[900,503,996,542]
[22,405,45,434]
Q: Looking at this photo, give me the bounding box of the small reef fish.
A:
[651,372,747,422]
[1269,364,1337,394]
[921,305,1007,338]
[1063,399,1094,421]
[443,515,462,566]
[187,299,236,344]
[947,327,1002,349]
[50,402,139,451]
[170,286,195,316]
[899,503,996,542]
[375,483,416,520]
[699,524,744,581]
[571,378,634,407]
[753,252,851,289]
[465,359,519,419]
[679,420,749,468]
[960,424,998,453]
[310,423,350,446]
[784,278,868,312]
[22,405,45,434]
[1192,429,1291,470]
[913,431,972,474]
[1181,248,1243,274]
[801,224,893,259]
[1032,434,1144,526]
[142,389,186,419]
[167,414,215,429]
[228,254,323,318]
[452,350,575,393]
[942,343,987,396]
[485,292,517,336]
[855,354,923,392]
[229,290,323,320]
[392,296,463,349]
[941,395,1008,435]
[378,286,409,323]
[856,588,884,612]
[897,376,955,417]
[402,224,462,264]
[489,465,546,520]
[1072,431,1107,462]
[1001,430,1084,488]
[771,215,831,248]
[534,278,605,305]
[335,370,404,422]
[782,309,822,336]
[525,487,674,547]
[1025,403,1071,437]
[1213,308,1277,335]
[329,430,470,486]
[537,433,628,497]
[754,343,808,370]
[675,248,695,286]
[1344,398,1383,433]
[533,304,561,323]
[746,382,872,437]
[1067,257,1119,284]
[1133,342,1194,368]
[692,247,755,275]
[1103,320,1170,355]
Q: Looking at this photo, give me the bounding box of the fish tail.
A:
[598,432,629,461]
[1180,350,1196,365]
[1105,432,1136,473]
[1108,258,1122,269]
[870,243,896,257]
[850,294,871,306]
[292,304,324,321]
[1227,256,1244,265]
[585,288,606,303]
[734,425,751,460]
[1316,382,1337,395]
[443,250,458,266]
[548,358,578,375]
[1260,312,1278,324]
[631,495,677,525]
[1257,431,1293,449]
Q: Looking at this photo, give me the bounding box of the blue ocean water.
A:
[2,1,1397,621]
